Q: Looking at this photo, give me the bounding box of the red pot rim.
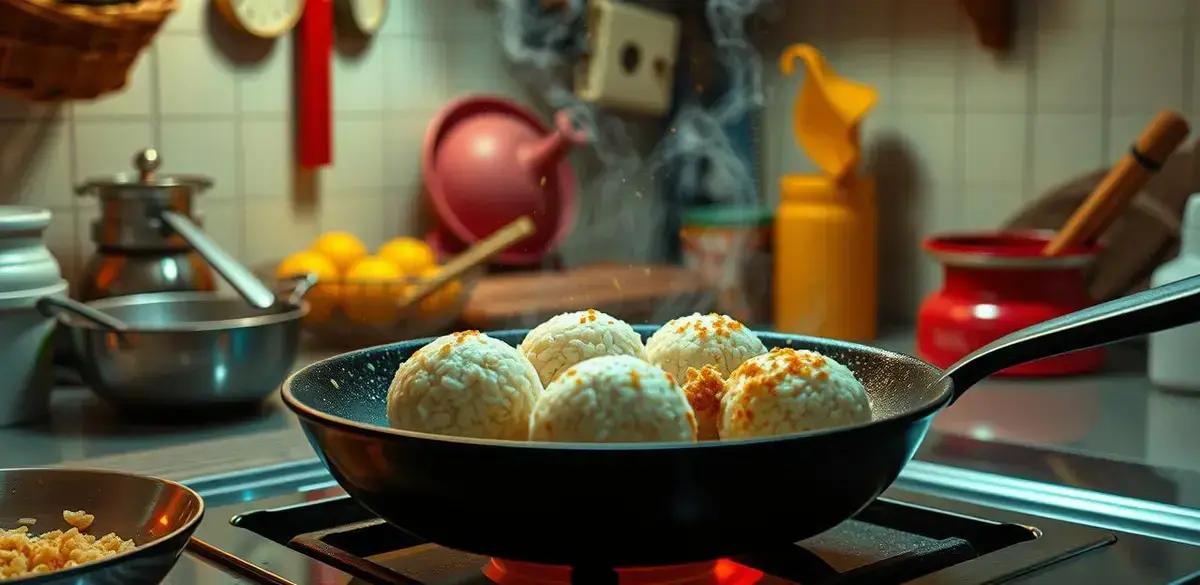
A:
[923,230,1099,269]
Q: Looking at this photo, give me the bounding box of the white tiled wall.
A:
[762,0,1200,323]
[9,0,1197,328]
[0,0,533,286]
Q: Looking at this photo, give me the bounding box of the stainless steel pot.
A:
[54,292,307,409]
[76,148,217,301]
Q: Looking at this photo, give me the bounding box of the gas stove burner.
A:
[230,493,1118,585]
[483,558,762,585]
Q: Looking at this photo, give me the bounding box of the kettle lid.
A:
[76,148,213,194]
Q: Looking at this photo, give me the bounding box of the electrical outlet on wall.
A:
[574,0,680,116]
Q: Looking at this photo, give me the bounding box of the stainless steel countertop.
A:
[4,334,1199,508]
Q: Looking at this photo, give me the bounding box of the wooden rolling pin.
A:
[1043,110,1190,256]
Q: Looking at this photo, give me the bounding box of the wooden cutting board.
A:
[463,264,715,329]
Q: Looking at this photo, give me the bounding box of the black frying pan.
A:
[283,275,1200,567]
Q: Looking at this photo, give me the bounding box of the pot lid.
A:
[0,206,51,234]
[0,206,63,295]
[422,96,586,266]
[0,281,67,311]
[77,148,213,194]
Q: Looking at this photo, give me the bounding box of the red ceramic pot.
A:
[917,231,1104,376]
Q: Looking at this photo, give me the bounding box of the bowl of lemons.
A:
[275,231,475,347]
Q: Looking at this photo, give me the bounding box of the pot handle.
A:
[943,274,1200,401]
[36,297,128,332]
[279,273,318,307]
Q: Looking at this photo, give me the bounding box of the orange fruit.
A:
[379,237,436,275]
[417,266,463,316]
[342,256,404,324]
[312,231,368,273]
[276,251,340,322]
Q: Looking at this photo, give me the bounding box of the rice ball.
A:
[387,330,542,440]
[719,348,871,439]
[681,365,727,441]
[530,355,697,443]
[646,313,766,381]
[519,309,646,386]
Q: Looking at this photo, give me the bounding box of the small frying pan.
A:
[283,274,1200,567]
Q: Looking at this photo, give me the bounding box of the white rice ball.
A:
[519,309,646,386]
[719,348,871,439]
[530,355,697,443]
[387,330,542,440]
[645,313,766,381]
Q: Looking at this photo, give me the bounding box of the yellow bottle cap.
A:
[780,44,878,179]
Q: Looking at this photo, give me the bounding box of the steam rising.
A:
[495,0,768,254]
[706,0,767,123]
[652,0,769,205]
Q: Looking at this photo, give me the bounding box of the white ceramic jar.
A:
[1149,194,1200,392]
[0,207,67,426]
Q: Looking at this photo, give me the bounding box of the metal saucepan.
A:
[282,274,1200,567]
[43,289,308,410]
[0,467,203,584]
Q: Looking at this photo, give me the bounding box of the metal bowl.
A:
[0,467,203,584]
[59,291,307,409]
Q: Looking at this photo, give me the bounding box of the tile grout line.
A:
[150,45,163,149]
[233,34,247,262]
[1184,1,1196,117]
[1022,0,1039,205]
[953,6,966,229]
[1182,0,1198,198]
[65,100,81,287]
[1099,0,1115,168]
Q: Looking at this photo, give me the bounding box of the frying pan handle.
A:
[942,274,1200,401]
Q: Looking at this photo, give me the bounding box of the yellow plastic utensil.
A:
[780,44,878,180]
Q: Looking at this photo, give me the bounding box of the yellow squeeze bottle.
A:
[774,44,879,340]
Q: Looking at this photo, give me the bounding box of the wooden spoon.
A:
[398,216,536,311]
[1043,109,1190,256]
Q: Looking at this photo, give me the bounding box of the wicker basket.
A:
[0,0,176,101]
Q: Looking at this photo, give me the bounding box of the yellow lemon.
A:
[343,256,404,324]
[275,251,340,322]
[379,237,436,275]
[312,231,368,273]
[417,266,463,316]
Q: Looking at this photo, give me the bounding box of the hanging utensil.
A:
[1043,109,1190,256]
[298,0,333,168]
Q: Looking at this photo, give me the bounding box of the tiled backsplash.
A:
[0,0,536,287]
[761,0,1200,323]
[4,0,1200,327]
